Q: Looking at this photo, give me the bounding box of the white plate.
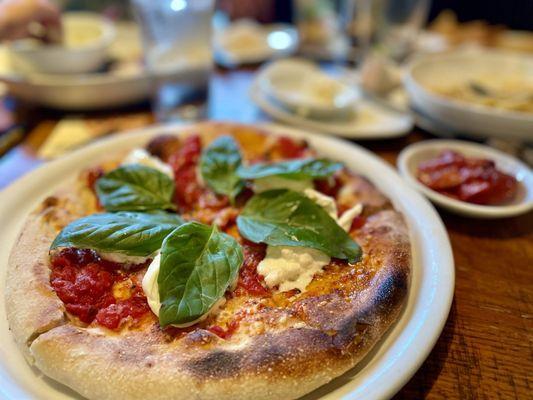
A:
[214,21,298,67]
[405,50,533,141]
[259,58,359,120]
[250,80,413,139]
[0,23,158,110]
[397,139,533,218]
[0,123,453,400]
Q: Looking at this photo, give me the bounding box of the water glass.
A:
[131,0,214,122]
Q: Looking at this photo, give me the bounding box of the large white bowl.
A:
[404,50,533,141]
[8,12,115,75]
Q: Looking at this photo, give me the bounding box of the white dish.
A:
[0,23,159,110]
[259,59,359,120]
[404,50,533,141]
[8,12,115,75]
[398,139,533,218]
[251,79,413,139]
[214,20,298,67]
[0,122,453,400]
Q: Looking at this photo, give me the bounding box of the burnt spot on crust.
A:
[41,196,59,209]
[187,350,243,378]
[183,329,218,346]
[363,267,409,320]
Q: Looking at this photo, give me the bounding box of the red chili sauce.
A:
[417,150,518,205]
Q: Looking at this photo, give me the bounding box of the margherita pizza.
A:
[6,122,411,400]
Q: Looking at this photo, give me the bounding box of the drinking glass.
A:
[354,0,430,98]
[131,0,214,122]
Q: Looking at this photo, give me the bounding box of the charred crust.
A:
[187,350,244,378]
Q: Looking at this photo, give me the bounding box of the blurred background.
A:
[0,0,531,185]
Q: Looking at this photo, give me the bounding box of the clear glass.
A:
[294,0,351,62]
[131,0,214,122]
[344,0,430,63]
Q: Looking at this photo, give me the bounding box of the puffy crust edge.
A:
[6,122,411,399]
[29,209,410,400]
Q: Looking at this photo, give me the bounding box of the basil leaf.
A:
[50,211,185,257]
[158,222,243,327]
[96,165,176,212]
[200,135,244,202]
[236,189,361,262]
[237,158,342,181]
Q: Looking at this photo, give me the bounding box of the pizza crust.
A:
[6,123,411,399]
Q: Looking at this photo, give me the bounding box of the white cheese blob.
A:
[141,254,227,327]
[122,148,174,178]
[257,189,362,293]
[98,251,150,265]
[254,176,313,193]
[303,188,338,219]
[257,246,330,292]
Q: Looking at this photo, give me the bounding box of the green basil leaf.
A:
[236,189,361,262]
[200,135,244,202]
[96,165,176,212]
[237,158,342,181]
[50,211,185,257]
[158,222,243,327]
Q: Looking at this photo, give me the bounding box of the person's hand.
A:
[0,0,62,42]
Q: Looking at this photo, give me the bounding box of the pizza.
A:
[5,122,411,400]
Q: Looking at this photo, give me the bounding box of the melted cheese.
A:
[254,176,313,193]
[98,251,150,265]
[257,246,330,292]
[257,189,362,293]
[122,148,174,178]
[141,254,228,327]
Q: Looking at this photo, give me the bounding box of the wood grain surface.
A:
[0,70,531,400]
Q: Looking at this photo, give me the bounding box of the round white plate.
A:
[0,23,156,110]
[405,50,533,141]
[398,139,533,218]
[0,123,453,400]
[214,22,298,67]
[250,81,413,139]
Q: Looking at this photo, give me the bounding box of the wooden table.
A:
[0,69,531,399]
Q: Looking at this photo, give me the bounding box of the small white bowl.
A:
[397,140,533,218]
[259,58,359,120]
[8,12,115,75]
[404,50,533,141]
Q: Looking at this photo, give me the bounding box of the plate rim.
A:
[250,81,413,139]
[0,122,454,400]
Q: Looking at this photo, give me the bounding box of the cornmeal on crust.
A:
[6,122,411,400]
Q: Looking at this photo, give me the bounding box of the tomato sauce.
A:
[168,135,204,212]
[207,320,240,339]
[50,248,150,329]
[274,136,308,159]
[234,240,269,297]
[417,150,518,205]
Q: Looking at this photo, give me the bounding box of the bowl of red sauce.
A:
[398,140,533,218]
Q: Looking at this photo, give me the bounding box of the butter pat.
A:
[122,148,174,178]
